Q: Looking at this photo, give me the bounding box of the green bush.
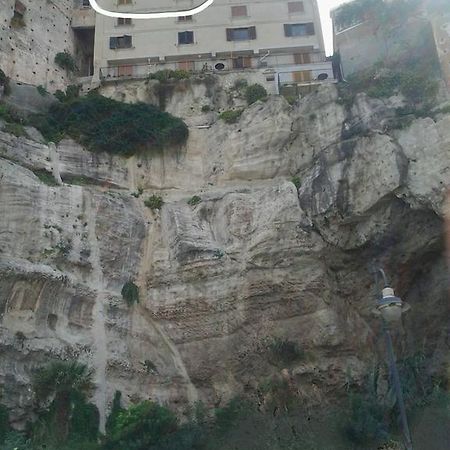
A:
[0,431,31,450]
[187,195,201,206]
[29,94,188,156]
[37,85,48,96]
[0,405,10,443]
[4,122,26,137]
[0,69,10,95]
[144,195,164,210]
[268,337,305,365]
[121,281,139,306]
[201,105,211,113]
[148,69,190,82]
[291,176,301,189]
[245,84,267,105]
[233,79,248,90]
[32,169,58,186]
[54,52,77,73]
[219,109,243,124]
[54,85,81,103]
[103,400,178,450]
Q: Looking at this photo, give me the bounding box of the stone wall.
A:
[0,0,75,91]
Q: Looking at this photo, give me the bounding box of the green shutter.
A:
[109,37,118,49]
[249,26,256,40]
[306,22,315,35]
[226,28,233,41]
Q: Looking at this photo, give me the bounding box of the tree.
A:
[32,361,94,443]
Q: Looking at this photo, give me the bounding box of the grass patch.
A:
[29,93,188,156]
[148,69,190,82]
[32,169,58,186]
[291,176,301,189]
[219,109,243,124]
[37,85,48,96]
[144,195,164,210]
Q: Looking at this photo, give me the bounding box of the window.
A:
[232,56,252,69]
[231,6,247,17]
[178,31,194,45]
[288,2,304,13]
[177,16,193,22]
[294,53,311,64]
[109,35,132,49]
[82,0,91,6]
[284,23,315,37]
[226,27,257,41]
[117,17,132,25]
[118,0,132,5]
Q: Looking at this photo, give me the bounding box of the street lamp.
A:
[372,268,413,450]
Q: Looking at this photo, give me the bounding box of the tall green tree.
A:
[32,361,94,443]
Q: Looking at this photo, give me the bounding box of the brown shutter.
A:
[249,26,256,40]
[243,56,252,68]
[284,24,292,37]
[226,28,233,41]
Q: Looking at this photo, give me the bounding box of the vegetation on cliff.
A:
[0,352,448,450]
[29,93,188,156]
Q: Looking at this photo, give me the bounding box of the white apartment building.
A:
[79,0,333,87]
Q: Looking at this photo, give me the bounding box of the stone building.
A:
[89,0,333,88]
[330,0,450,91]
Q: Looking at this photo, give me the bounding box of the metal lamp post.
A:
[372,268,413,450]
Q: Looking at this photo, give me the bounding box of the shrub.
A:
[148,69,190,82]
[268,337,305,365]
[187,195,201,206]
[29,94,188,156]
[32,169,58,186]
[103,400,178,450]
[121,281,139,306]
[291,176,301,189]
[1,431,31,450]
[54,84,81,103]
[54,52,77,73]
[233,79,248,90]
[0,404,10,442]
[144,195,163,210]
[219,109,243,124]
[201,105,211,113]
[4,122,26,137]
[106,391,125,434]
[37,85,48,96]
[245,84,267,105]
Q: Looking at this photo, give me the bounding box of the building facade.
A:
[87,0,332,87]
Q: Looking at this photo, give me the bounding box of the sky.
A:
[317,0,348,55]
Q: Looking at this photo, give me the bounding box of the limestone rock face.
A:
[0,84,448,426]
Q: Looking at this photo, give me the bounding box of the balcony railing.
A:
[100,51,331,81]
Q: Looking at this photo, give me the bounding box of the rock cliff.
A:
[0,84,448,427]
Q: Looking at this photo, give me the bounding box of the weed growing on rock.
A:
[32,169,58,186]
[3,122,26,138]
[187,195,201,206]
[219,109,243,124]
[144,195,164,210]
[291,176,301,189]
[37,85,48,97]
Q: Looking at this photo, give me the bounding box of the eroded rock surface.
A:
[0,84,448,426]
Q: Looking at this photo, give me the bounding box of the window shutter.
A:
[306,22,315,35]
[109,37,118,49]
[124,35,132,47]
[187,31,194,43]
[284,24,292,37]
[249,26,256,40]
[226,28,233,41]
